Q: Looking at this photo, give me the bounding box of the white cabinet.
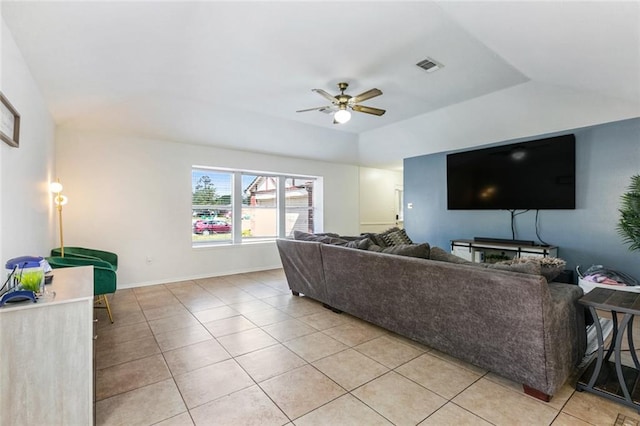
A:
[451,239,558,263]
[452,245,475,262]
[0,266,94,425]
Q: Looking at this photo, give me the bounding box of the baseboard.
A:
[118,263,283,289]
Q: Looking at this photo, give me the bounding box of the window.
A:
[192,170,233,244]
[242,174,278,240]
[285,177,315,236]
[192,167,319,246]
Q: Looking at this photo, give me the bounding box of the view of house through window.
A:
[192,168,318,245]
[243,175,278,239]
[285,177,315,235]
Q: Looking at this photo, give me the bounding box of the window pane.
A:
[285,177,315,236]
[242,174,278,239]
[192,170,233,244]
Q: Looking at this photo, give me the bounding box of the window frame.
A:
[192,166,320,247]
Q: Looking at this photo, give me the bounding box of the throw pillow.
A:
[381,229,413,246]
[337,235,367,241]
[340,238,373,250]
[292,231,372,250]
[361,227,401,248]
[368,242,430,259]
[429,246,472,264]
[481,261,542,276]
[293,231,340,241]
[497,257,566,282]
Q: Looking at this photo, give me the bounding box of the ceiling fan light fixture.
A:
[334,108,351,124]
[297,82,385,123]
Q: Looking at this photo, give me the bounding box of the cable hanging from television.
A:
[535,210,550,246]
[508,209,529,240]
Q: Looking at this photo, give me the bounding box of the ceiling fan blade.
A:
[352,104,386,116]
[296,106,332,113]
[353,88,382,103]
[320,106,338,114]
[312,89,338,103]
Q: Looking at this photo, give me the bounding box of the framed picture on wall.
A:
[0,92,20,148]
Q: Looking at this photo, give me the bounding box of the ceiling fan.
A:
[296,82,386,124]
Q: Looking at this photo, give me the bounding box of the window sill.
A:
[192,239,277,250]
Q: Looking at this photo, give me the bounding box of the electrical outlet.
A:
[407,203,413,209]
[146,256,153,265]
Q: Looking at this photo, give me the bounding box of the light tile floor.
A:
[95,269,640,425]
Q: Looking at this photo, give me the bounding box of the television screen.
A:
[447,134,576,210]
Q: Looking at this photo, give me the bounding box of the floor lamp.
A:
[50,180,68,257]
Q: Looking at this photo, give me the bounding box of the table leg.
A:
[587,306,606,388]
[615,313,634,403]
[628,316,640,370]
[605,311,619,362]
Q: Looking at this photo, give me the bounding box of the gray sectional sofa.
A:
[276,237,586,401]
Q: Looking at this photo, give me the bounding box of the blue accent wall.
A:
[404,117,640,282]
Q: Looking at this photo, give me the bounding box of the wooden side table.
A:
[576,287,640,412]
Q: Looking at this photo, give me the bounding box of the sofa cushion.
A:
[368,242,430,259]
[382,229,413,246]
[429,246,472,264]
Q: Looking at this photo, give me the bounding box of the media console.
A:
[451,238,558,263]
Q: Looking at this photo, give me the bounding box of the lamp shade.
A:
[50,181,63,193]
[334,109,351,124]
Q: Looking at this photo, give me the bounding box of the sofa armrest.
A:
[544,283,586,383]
[276,239,327,302]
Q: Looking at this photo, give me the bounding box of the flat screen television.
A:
[447,134,576,210]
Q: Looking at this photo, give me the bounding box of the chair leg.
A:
[103,294,114,324]
[95,294,114,324]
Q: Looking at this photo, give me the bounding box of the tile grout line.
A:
[98,271,593,425]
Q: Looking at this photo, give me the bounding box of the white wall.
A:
[359,167,403,234]
[55,128,360,288]
[61,96,361,166]
[359,80,640,169]
[0,18,56,265]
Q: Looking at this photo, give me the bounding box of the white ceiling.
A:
[2,1,639,166]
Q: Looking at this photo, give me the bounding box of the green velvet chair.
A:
[47,255,117,323]
[50,247,118,271]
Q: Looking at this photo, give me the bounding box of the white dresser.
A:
[0,266,94,425]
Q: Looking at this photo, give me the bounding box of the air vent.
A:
[416,57,443,73]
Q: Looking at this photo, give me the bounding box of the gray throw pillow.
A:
[337,235,366,242]
[292,231,371,250]
[293,231,340,241]
[429,246,472,264]
[368,243,430,259]
[361,227,401,248]
[382,229,413,246]
[480,262,542,276]
[496,257,565,282]
[340,238,373,250]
